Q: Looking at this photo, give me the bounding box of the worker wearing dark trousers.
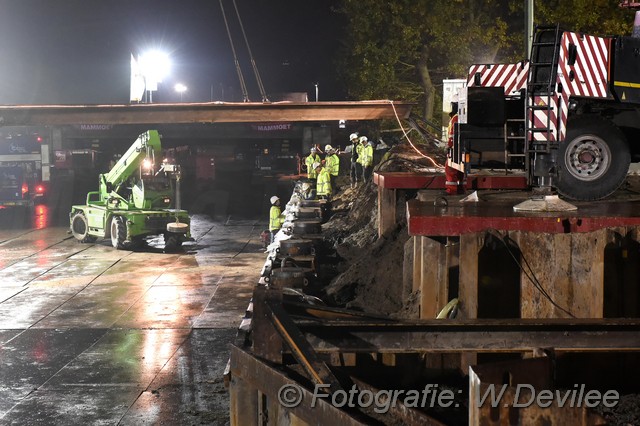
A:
[445,108,465,195]
[360,136,374,183]
[324,144,339,194]
[269,196,285,244]
[349,133,361,188]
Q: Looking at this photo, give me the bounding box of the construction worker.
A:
[314,162,332,200]
[269,195,285,244]
[445,102,466,195]
[349,133,361,188]
[305,146,321,181]
[324,144,339,193]
[359,136,374,183]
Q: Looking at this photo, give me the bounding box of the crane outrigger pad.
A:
[512,195,577,212]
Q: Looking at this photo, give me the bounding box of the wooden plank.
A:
[459,233,479,371]
[419,237,448,319]
[571,229,606,318]
[412,237,420,293]
[516,232,571,319]
[378,187,396,237]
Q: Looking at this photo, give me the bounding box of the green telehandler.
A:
[69,130,190,251]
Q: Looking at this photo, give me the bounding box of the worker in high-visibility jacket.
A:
[445,102,466,195]
[269,195,285,244]
[324,144,340,194]
[314,162,332,199]
[305,146,321,181]
[359,136,374,182]
[348,133,361,188]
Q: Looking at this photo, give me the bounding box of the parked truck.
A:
[69,130,190,251]
[450,23,640,200]
[0,128,49,206]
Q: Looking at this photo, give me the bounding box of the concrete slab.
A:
[0,287,27,303]
[44,329,191,387]
[0,330,22,344]
[195,280,256,329]
[0,287,82,328]
[0,259,64,287]
[0,328,106,417]
[114,285,217,329]
[119,329,236,425]
[29,259,118,288]
[32,285,147,329]
[3,385,143,425]
[0,216,265,424]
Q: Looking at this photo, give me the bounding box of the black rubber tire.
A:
[70,211,97,243]
[110,216,127,249]
[556,116,630,201]
[164,234,183,252]
[129,236,145,250]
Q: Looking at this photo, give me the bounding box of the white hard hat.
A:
[270,196,279,204]
[312,162,321,169]
[349,133,358,141]
[359,136,368,143]
[325,144,333,152]
[310,146,317,152]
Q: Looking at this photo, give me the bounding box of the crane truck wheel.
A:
[556,116,630,201]
[70,211,97,243]
[110,216,128,249]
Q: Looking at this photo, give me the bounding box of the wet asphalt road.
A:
[0,209,264,425]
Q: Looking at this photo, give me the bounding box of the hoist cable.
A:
[232,0,269,102]
[219,0,250,102]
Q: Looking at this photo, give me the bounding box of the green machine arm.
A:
[99,130,162,197]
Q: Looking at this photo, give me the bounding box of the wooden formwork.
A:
[409,227,640,321]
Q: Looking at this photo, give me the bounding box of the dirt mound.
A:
[317,140,445,316]
[320,183,408,314]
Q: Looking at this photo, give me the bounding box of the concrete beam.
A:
[0,101,413,126]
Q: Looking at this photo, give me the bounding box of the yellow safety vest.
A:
[328,154,339,176]
[355,144,364,164]
[305,154,320,179]
[316,168,331,196]
[360,144,373,167]
[269,205,284,231]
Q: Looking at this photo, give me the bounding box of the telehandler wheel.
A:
[556,116,630,200]
[70,212,97,243]
[164,234,183,252]
[110,216,128,249]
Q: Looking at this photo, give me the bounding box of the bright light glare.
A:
[174,83,187,93]
[142,159,152,169]
[139,50,171,88]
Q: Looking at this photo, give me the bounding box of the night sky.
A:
[0,0,345,105]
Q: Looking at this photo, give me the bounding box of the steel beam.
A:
[267,300,344,391]
[294,318,640,353]
[374,172,528,190]
[229,345,369,426]
[407,199,640,236]
[349,376,446,426]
